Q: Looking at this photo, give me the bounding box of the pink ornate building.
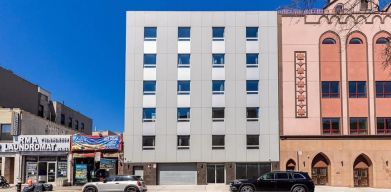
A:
[280,0,391,188]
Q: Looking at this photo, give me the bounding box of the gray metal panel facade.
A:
[125,11,279,163]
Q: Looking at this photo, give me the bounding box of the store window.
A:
[236,163,271,180]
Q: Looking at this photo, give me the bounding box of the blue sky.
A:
[0,0,324,132]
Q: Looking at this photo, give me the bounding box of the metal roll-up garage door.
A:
[158,163,197,185]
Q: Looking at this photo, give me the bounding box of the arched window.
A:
[322,38,336,44]
[360,0,369,11]
[376,37,390,44]
[335,4,344,14]
[349,38,363,44]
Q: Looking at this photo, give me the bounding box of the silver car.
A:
[82,175,147,192]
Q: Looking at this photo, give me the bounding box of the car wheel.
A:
[83,186,98,192]
[291,185,307,192]
[124,186,138,192]
[240,185,254,192]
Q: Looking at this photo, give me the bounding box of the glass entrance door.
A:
[207,164,225,184]
[47,162,56,182]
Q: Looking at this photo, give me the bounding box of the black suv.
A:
[230,171,315,192]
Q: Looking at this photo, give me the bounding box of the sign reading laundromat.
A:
[0,135,70,152]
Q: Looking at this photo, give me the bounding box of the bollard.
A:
[16,181,22,192]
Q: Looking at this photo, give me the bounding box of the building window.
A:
[142,136,155,150]
[212,80,225,95]
[144,54,156,68]
[0,124,12,140]
[335,4,344,14]
[144,27,157,41]
[212,135,225,150]
[38,105,44,118]
[376,37,390,44]
[246,80,259,94]
[322,81,339,98]
[322,38,336,44]
[178,54,190,68]
[212,54,225,68]
[212,27,225,41]
[178,81,190,95]
[212,108,225,122]
[349,38,363,44]
[236,163,271,180]
[349,81,367,98]
[377,117,391,135]
[376,81,391,98]
[246,54,259,68]
[75,120,79,130]
[143,81,156,95]
[350,118,368,135]
[246,27,258,41]
[60,114,65,125]
[360,0,368,11]
[177,108,190,122]
[143,108,156,122]
[177,135,190,149]
[322,118,340,135]
[247,107,259,121]
[178,27,191,41]
[68,117,73,128]
[81,123,85,133]
[246,135,259,149]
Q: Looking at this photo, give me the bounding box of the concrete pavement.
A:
[1,185,391,192]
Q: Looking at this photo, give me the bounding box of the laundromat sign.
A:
[0,135,71,152]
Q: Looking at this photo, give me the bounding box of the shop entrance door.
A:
[47,162,56,182]
[207,164,225,184]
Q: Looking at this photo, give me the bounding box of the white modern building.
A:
[124,11,279,185]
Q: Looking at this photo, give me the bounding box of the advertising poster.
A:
[71,135,121,151]
[75,164,88,183]
[100,158,116,169]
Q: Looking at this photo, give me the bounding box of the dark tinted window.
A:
[142,136,155,150]
[376,37,389,44]
[212,135,225,149]
[246,135,259,149]
[322,118,340,135]
[212,80,225,94]
[246,107,259,121]
[178,81,190,95]
[247,80,259,94]
[177,135,190,149]
[246,27,258,39]
[376,81,391,98]
[212,27,225,39]
[143,81,156,95]
[246,54,259,67]
[322,38,336,44]
[117,176,136,181]
[349,38,363,44]
[144,27,157,39]
[275,173,289,180]
[212,54,225,67]
[349,81,367,98]
[144,54,157,68]
[350,117,367,135]
[178,27,191,39]
[293,173,306,179]
[261,172,274,180]
[322,81,339,98]
[212,108,225,121]
[377,117,391,135]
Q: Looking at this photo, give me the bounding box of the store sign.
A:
[71,135,121,151]
[11,112,20,136]
[0,135,70,152]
